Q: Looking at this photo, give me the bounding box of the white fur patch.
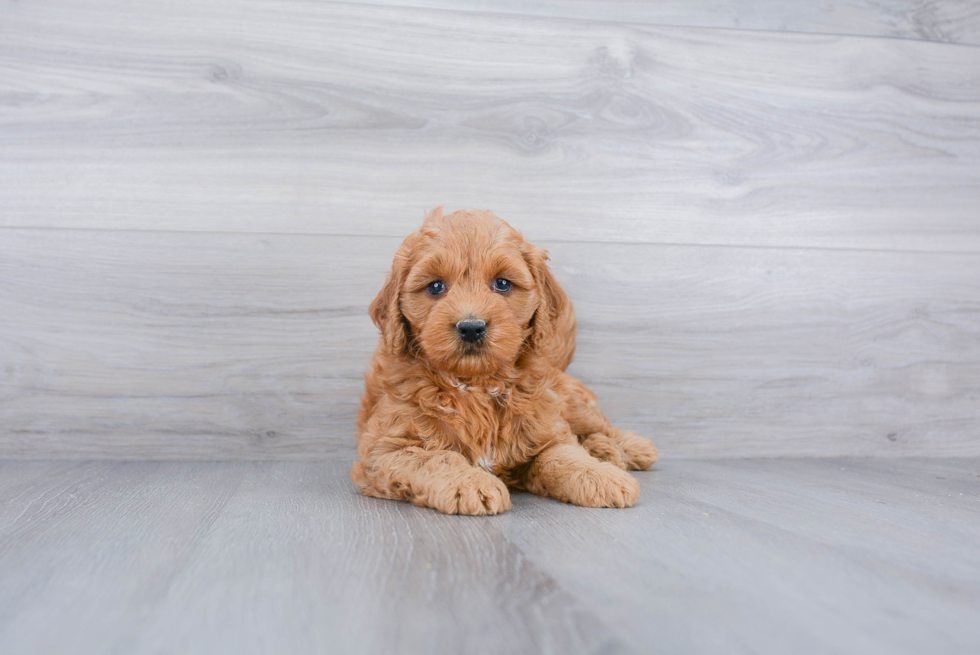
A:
[477,456,495,473]
[488,387,508,404]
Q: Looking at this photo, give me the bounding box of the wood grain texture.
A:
[2,1,979,460]
[505,457,980,654]
[328,0,980,45]
[1,228,978,459]
[1,1,979,252]
[1,458,978,655]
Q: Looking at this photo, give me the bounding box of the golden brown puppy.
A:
[350,208,657,515]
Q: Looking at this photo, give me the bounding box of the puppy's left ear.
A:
[522,243,572,359]
[369,239,415,355]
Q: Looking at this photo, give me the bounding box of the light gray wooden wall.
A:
[1,0,978,459]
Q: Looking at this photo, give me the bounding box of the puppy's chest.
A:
[436,384,507,443]
[427,384,550,470]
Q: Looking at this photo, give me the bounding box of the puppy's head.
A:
[370,207,567,377]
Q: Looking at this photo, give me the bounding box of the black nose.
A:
[456,319,487,344]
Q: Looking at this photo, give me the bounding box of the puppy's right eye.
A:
[427,280,446,296]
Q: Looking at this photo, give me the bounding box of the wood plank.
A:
[0,229,377,459]
[131,462,626,655]
[0,460,628,655]
[327,0,980,46]
[1,458,978,654]
[1,228,978,459]
[505,457,980,655]
[2,1,979,251]
[0,461,247,653]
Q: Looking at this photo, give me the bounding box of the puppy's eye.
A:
[493,278,512,293]
[427,280,446,296]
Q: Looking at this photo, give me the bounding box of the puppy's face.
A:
[372,209,559,377]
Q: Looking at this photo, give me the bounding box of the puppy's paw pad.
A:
[620,432,658,470]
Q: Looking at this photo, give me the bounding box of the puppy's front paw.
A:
[430,469,512,516]
[580,433,627,469]
[619,432,658,470]
[568,462,640,508]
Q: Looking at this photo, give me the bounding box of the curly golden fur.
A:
[350,208,658,515]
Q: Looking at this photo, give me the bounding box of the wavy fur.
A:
[351,208,657,515]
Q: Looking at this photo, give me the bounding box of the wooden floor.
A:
[2,2,979,652]
[1,458,978,655]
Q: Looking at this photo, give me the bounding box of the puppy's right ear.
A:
[369,240,414,354]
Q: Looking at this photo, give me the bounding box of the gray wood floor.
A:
[3,3,979,653]
[1,458,978,655]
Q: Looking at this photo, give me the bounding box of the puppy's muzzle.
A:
[456,319,487,344]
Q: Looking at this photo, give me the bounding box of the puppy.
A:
[350,208,658,515]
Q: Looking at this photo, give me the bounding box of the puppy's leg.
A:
[580,430,658,471]
[559,373,658,471]
[522,441,640,508]
[578,433,628,469]
[351,447,511,516]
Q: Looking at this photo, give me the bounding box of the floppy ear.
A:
[522,244,573,364]
[369,244,413,355]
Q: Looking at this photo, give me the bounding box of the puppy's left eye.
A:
[493,278,512,293]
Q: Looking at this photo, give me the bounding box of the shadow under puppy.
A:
[351,208,657,515]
